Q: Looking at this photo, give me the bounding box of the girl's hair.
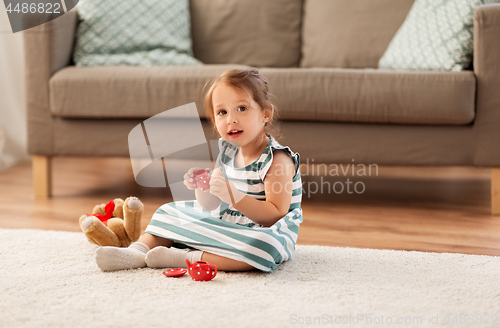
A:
[203,68,280,138]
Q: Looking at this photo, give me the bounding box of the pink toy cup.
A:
[193,169,211,191]
[186,259,217,281]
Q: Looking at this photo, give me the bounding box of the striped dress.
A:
[145,136,303,272]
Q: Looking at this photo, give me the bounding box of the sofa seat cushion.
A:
[50,66,476,125]
[49,65,249,119]
[260,68,476,125]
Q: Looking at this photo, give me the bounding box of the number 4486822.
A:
[5,2,61,14]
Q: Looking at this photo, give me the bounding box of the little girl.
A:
[96,68,303,272]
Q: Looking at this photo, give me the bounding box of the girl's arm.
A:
[209,150,296,227]
[195,188,222,211]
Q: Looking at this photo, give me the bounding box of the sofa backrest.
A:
[190,0,303,67]
[191,0,415,69]
[300,0,415,68]
[70,0,415,69]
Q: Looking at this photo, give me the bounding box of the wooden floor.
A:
[1,157,499,256]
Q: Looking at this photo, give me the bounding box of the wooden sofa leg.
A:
[492,168,500,215]
[33,155,52,198]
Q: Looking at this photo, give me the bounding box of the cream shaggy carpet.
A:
[0,229,499,328]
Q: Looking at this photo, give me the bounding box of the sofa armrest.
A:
[473,3,500,166]
[23,10,78,155]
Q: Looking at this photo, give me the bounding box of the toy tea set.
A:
[163,260,218,281]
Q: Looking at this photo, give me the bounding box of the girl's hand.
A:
[209,168,244,205]
[183,167,212,190]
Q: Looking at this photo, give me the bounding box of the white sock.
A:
[95,242,150,272]
[145,247,204,268]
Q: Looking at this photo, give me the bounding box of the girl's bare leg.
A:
[202,252,255,272]
[139,233,174,249]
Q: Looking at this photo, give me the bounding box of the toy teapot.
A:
[185,259,217,281]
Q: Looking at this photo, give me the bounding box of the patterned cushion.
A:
[73,0,202,66]
[379,0,496,71]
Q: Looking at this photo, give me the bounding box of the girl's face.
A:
[212,84,270,148]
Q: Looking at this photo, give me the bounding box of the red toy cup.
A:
[193,169,211,191]
[186,259,217,281]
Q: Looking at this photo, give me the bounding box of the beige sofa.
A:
[23,0,500,214]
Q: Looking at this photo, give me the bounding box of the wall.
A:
[0,7,29,170]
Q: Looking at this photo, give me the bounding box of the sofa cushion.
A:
[379,0,497,71]
[259,68,476,125]
[50,66,476,126]
[300,0,415,68]
[49,65,249,119]
[73,0,201,66]
[189,0,302,67]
